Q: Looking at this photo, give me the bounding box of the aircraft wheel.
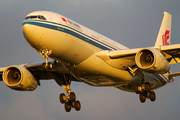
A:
[47,62,53,70]
[60,93,66,103]
[145,83,151,92]
[42,62,52,70]
[65,102,71,112]
[74,100,81,111]
[149,91,156,102]
[139,93,146,103]
[70,92,76,102]
[135,84,141,94]
[42,63,46,70]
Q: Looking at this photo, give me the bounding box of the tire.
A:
[135,84,140,94]
[149,91,156,102]
[70,92,76,102]
[139,93,146,103]
[42,63,46,70]
[47,62,53,70]
[145,83,151,92]
[65,102,71,112]
[74,100,81,111]
[60,93,66,103]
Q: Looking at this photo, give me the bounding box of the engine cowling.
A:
[135,48,170,74]
[3,65,37,91]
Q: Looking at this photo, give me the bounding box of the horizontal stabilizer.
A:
[168,72,180,78]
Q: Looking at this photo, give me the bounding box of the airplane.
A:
[0,11,180,112]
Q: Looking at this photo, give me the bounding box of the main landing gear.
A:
[128,66,156,103]
[135,83,156,103]
[59,85,81,112]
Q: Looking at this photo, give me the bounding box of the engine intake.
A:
[3,66,37,91]
[135,48,170,74]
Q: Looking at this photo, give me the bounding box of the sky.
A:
[0,0,180,120]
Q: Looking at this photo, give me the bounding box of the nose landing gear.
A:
[59,85,81,112]
[39,49,53,70]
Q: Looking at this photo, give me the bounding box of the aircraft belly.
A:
[65,53,133,86]
[116,73,168,92]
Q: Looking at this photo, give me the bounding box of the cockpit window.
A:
[25,15,46,20]
[30,16,38,19]
[38,16,42,19]
[25,16,30,19]
[38,15,46,20]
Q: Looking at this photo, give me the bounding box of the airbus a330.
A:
[1,11,180,112]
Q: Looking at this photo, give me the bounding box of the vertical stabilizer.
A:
[154,12,172,46]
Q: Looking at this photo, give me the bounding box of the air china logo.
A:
[162,30,170,45]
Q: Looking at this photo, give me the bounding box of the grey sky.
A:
[0,0,180,120]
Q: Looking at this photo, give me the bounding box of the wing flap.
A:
[160,44,180,64]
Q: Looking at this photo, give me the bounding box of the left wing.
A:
[96,44,180,70]
[97,44,180,64]
[160,44,180,64]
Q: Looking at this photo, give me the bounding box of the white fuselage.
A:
[22,11,170,92]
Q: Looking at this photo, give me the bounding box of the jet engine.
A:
[3,65,37,91]
[135,48,170,74]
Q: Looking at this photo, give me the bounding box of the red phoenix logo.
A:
[162,30,170,45]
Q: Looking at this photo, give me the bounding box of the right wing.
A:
[0,60,79,86]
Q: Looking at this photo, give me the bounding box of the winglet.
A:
[154,12,172,46]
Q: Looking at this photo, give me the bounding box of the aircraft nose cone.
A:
[22,23,32,43]
[22,22,40,50]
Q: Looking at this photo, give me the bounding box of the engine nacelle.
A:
[3,65,37,91]
[135,48,170,74]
